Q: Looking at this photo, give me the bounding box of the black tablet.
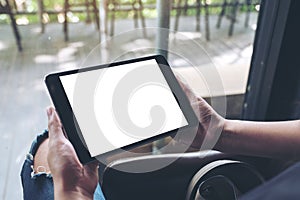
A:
[45,55,198,164]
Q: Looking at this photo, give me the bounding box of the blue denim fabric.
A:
[20,130,105,200]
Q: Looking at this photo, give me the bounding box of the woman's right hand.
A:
[176,76,225,150]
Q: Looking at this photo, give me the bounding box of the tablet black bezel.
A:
[45,55,199,164]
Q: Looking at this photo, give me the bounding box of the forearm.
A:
[215,119,300,160]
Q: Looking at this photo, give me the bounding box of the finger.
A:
[174,74,188,90]
[84,160,99,177]
[175,74,195,94]
[47,107,65,142]
[176,78,199,103]
[191,101,201,118]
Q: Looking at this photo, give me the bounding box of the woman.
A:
[21,79,300,199]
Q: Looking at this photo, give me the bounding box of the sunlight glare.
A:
[251,23,257,31]
[34,54,57,64]
[171,32,202,40]
[16,17,29,25]
[241,45,253,58]
[0,41,7,50]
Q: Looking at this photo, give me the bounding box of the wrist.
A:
[214,118,233,151]
[55,190,93,200]
[54,181,94,200]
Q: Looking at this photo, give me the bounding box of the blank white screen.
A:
[60,59,188,157]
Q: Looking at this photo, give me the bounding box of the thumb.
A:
[47,107,65,142]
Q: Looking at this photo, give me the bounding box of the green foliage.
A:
[0,0,259,24]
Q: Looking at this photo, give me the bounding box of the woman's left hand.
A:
[47,107,98,200]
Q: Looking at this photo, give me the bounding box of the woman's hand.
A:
[176,76,225,150]
[176,77,300,160]
[47,107,98,200]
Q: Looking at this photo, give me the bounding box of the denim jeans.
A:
[20,130,105,200]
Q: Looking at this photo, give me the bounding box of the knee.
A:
[33,138,51,175]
